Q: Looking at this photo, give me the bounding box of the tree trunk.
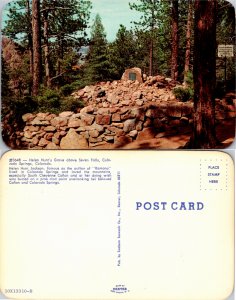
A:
[32,0,42,96]
[26,0,33,94]
[149,3,155,77]
[149,37,153,76]
[42,4,51,88]
[189,0,218,148]
[171,0,178,81]
[183,0,193,85]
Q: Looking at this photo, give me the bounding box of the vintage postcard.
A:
[0,150,234,300]
[0,0,235,300]
[0,0,235,150]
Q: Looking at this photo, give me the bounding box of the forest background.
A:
[0,0,235,148]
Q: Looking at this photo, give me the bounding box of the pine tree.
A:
[32,0,42,96]
[40,0,92,86]
[183,0,193,85]
[190,0,218,148]
[3,0,33,88]
[3,0,92,91]
[171,0,179,80]
[109,25,137,78]
[83,14,111,83]
[129,0,162,76]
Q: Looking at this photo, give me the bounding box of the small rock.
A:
[32,137,39,145]
[123,119,136,133]
[97,108,110,114]
[84,85,93,93]
[44,126,56,132]
[132,91,142,99]
[26,125,39,132]
[129,130,138,138]
[68,118,82,128]
[44,133,54,140]
[38,138,50,147]
[52,136,60,145]
[89,141,108,148]
[24,131,33,139]
[51,117,68,127]
[80,113,95,126]
[136,121,143,131]
[90,123,104,133]
[159,94,170,101]
[121,100,131,106]
[137,128,157,141]
[59,111,74,118]
[112,97,119,105]
[45,142,60,150]
[95,114,111,125]
[114,135,132,146]
[36,112,49,120]
[89,136,103,143]
[30,118,50,126]
[112,113,121,122]
[89,130,100,138]
[76,127,86,132]
[136,100,144,106]
[130,108,145,120]
[22,113,35,122]
[104,135,114,142]
[102,102,109,108]
[45,114,56,121]
[111,123,124,128]
[80,131,89,139]
[80,105,94,114]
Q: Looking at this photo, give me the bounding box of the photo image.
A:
[1,0,235,149]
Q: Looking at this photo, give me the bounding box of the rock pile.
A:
[71,75,178,109]
[18,101,194,149]
[3,75,236,149]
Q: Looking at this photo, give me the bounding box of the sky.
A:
[0,0,141,42]
[1,0,236,42]
[86,0,140,42]
[86,0,141,42]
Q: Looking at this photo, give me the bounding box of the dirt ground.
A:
[110,117,235,150]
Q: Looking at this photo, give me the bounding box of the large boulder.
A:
[60,129,88,149]
[121,67,143,83]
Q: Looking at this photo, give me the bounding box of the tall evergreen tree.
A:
[83,14,111,83]
[190,0,218,148]
[171,0,179,80]
[129,0,162,76]
[109,25,137,78]
[32,0,42,96]
[183,0,193,85]
[3,0,33,89]
[3,0,92,91]
[42,0,51,87]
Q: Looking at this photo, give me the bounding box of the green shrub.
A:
[173,86,194,102]
[2,95,37,123]
[60,96,85,112]
[34,88,61,113]
[184,71,193,87]
[60,84,77,96]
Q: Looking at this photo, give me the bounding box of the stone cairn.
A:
[3,74,236,149]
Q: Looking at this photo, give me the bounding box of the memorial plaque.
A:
[218,45,234,57]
